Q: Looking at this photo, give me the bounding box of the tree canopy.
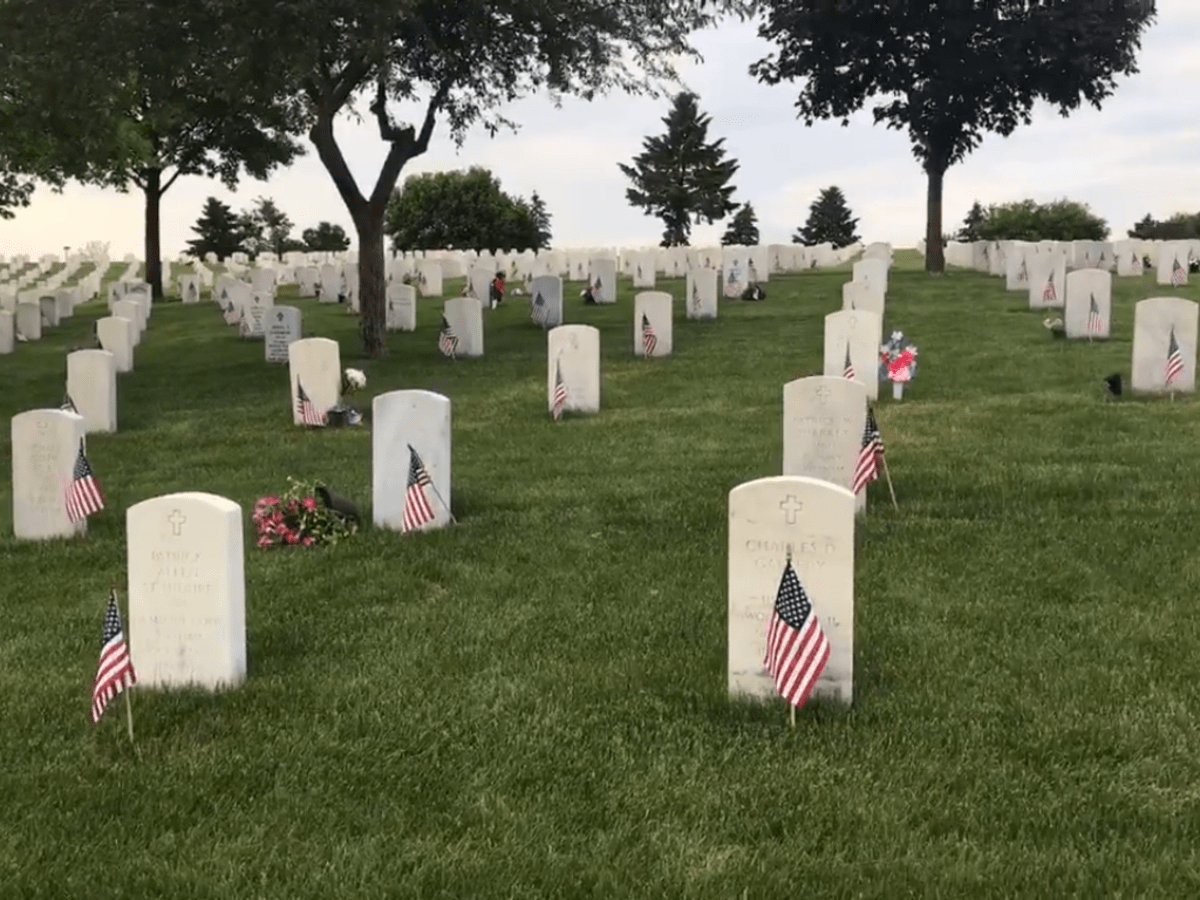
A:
[385,167,550,252]
[1128,212,1200,241]
[793,186,859,248]
[960,198,1109,242]
[721,202,760,246]
[185,197,254,262]
[302,222,352,253]
[618,91,740,246]
[751,1,1155,272]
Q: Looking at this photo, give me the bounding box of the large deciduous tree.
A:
[384,167,547,252]
[619,91,739,247]
[1,0,303,299]
[978,198,1109,242]
[750,2,1155,273]
[302,222,353,253]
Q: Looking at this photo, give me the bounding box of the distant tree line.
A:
[1127,212,1200,241]
[185,196,351,261]
[953,199,1109,242]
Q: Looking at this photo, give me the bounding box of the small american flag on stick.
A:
[66,439,105,523]
[296,380,327,427]
[438,315,458,358]
[61,393,78,414]
[1042,269,1058,303]
[1086,294,1102,334]
[92,590,137,724]
[764,560,830,712]
[552,360,567,421]
[842,344,855,380]
[641,313,657,357]
[1171,257,1187,287]
[852,406,882,495]
[531,292,549,327]
[1166,327,1184,387]
[401,444,437,532]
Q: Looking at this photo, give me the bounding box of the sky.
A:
[0,2,1196,260]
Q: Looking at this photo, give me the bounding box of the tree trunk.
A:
[924,163,946,274]
[355,215,387,357]
[143,168,163,299]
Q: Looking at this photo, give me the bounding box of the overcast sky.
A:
[0,2,1195,259]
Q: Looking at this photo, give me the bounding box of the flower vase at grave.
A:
[893,382,903,400]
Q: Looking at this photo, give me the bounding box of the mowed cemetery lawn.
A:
[4,251,1200,898]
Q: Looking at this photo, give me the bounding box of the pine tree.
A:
[618,91,739,247]
[956,201,987,242]
[185,197,252,261]
[528,191,553,250]
[721,202,760,246]
[244,197,296,257]
[793,186,860,249]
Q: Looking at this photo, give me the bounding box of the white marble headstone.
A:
[416,260,443,297]
[852,258,888,295]
[782,376,868,515]
[547,325,601,414]
[244,292,273,338]
[842,280,884,317]
[387,283,417,332]
[112,299,142,346]
[264,306,301,363]
[587,258,617,304]
[11,408,86,539]
[467,266,492,303]
[823,310,882,401]
[1116,245,1144,278]
[1029,258,1066,310]
[1132,297,1199,394]
[318,264,340,303]
[634,291,673,357]
[16,302,40,341]
[371,390,452,532]
[1064,269,1112,340]
[179,274,201,303]
[443,297,484,357]
[721,250,747,298]
[66,350,117,433]
[288,337,341,424]
[529,276,564,329]
[728,475,855,705]
[1005,245,1031,291]
[1156,242,1189,287]
[686,268,718,320]
[126,492,247,690]
[96,316,135,372]
[631,253,656,289]
[0,309,12,354]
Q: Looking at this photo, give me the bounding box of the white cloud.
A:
[0,2,1193,258]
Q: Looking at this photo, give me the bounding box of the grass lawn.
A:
[3,253,1200,898]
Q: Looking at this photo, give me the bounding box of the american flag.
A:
[1166,327,1184,387]
[92,591,137,724]
[531,292,549,327]
[1171,257,1187,287]
[1017,260,1028,283]
[764,561,830,711]
[1042,269,1057,303]
[852,406,882,494]
[296,380,327,427]
[843,344,855,380]
[691,281,701,313]
[438,315,458,358]
[401,444,436,533]
[65,439,105,523]
[1086,294,1103,334]
[641,313,657,356]
[61,393,78,414]
[552,360,567,421]
[724,268,741,298]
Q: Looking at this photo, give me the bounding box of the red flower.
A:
[302,496,317,511]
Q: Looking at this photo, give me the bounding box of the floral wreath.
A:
[879,331,918,383]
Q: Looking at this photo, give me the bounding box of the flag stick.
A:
[881,456,899,511]
[409,444,458,524]
[124,685,134,743]
[790,706,796,729]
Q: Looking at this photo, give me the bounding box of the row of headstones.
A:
[0,274,125,354]
[939,239,1199,280]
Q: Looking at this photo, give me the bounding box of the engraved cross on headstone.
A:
[780,496,804,525]
[168,510,187,536]
[815,385,831,405]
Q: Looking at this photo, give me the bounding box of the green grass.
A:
[4,253,1200,899]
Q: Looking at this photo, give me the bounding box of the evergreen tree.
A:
[185,197,252,261]
[793,186,860,248]
[721,202,760,246]
[302,222,352,252]
[244,197,295,257]
[528,191,553,249]
[956,201,986,242]
[618,92,739,247]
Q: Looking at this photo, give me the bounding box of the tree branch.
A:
[310,112,366,220]
[160,167,182,195]
[367,77,453,212]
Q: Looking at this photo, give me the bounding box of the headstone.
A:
[288,337,341,424]
[631,253,656,289]
[416,260,443,297]
[782,376,869,515]
[547,325,601,414]
[15,302,40,341]
[1005,245,1031,291]
[587,258,617,303]
[852,258,888,295]
[297,267,319,298]
[528,276,564,329]
[54,289,74,321]
[1156,242,1189,287]
[842,280,884,317]
[686,268,718,320]
[634,291,673,357]
[1029,257,1066,309]
[722,250,747,297]
[371,390,452,532]
[443,297,484,357]
[386,283,417,331]
[243,291,273,338]
[124,288,151,329]
[179,274,201,303]
[11,408,86,539]
[467,266,492,303]
[251,268,277,298]
[727,476,855,705]
[1064,269,1112,340]
[823,310,882,400]
[1132,297,1199,394]
[1116,244,1144,278]
[126,492,247,690]
[66,350,117,433]
[317,264,340,303]
[264,306,301,363]
[0,309,12,354]
[343,267,360,313]
[96,316,136,372]
[112,298,142,346]
[39,296,58,328]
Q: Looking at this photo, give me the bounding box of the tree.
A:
[618,92,739,246]
[793,186,860,248]
[0,0,303,299]
[957,201,987,242]
[302,222,352,253]
[528,191,553,250]
[721,202,760,246]
[244,198,296,258]
[1128,212,1200,241]
[751,2,1155,273]
[385,167,547,252]
[243,0,734,356]
[185,197,253,262]
[977,198,1108,242]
